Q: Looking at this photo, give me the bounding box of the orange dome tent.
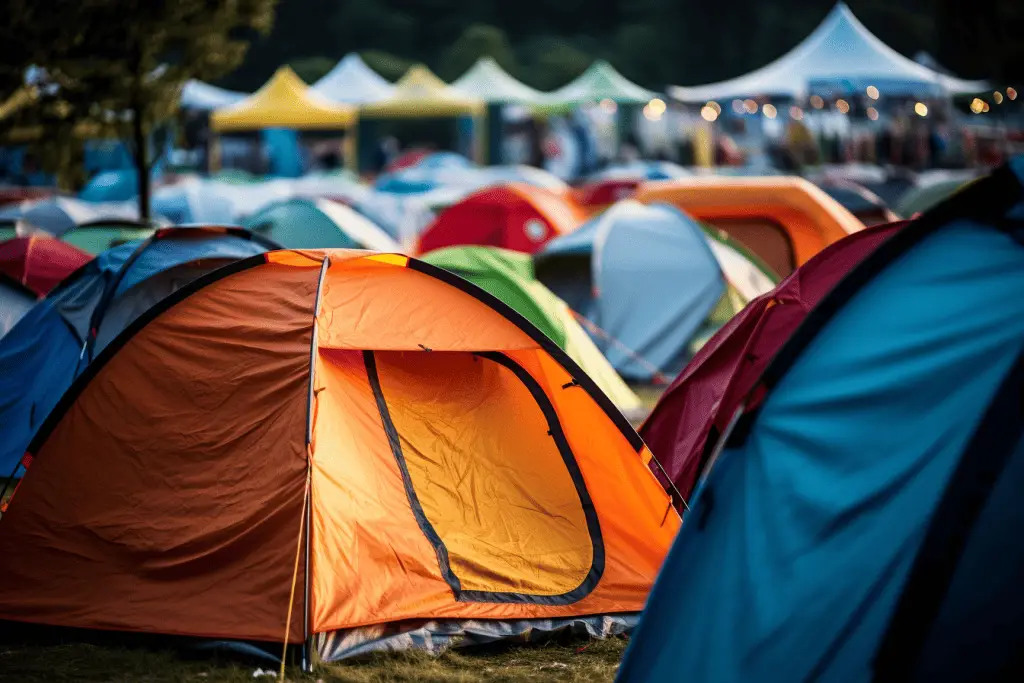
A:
[0,249,678,666]
[417,183,586,255]
[636,176,864,277]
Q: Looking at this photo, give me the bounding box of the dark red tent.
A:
[641,221,906,504]
[0,236,92,297]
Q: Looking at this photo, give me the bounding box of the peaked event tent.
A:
[535,201,775,383]
[311,53,396,104]
[420,245,642,416]
[210,67,357,132]
[0,227,276,476]
[180,80,247,111]
[543,61,658,107]
[669,3,987,101]
[0,248,678,663]
[0,236,92,297]
[641,221,903,503]
[242,198,401,251]
[452,58,546,104]
[618,161,1024,683]
[361,65,484,118]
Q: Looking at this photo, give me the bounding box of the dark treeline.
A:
[220,0,1020,92]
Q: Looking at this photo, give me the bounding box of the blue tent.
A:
[534,201,773,382]
[79,170,139,203]
[0,227,276,477]
[618,160,1024,682]
[152,184,236,225]
[0,276,36,340]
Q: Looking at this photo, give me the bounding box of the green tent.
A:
[0,222,16,243]
[61,221,157,255]
[540,60,658,110]
[895,176,975,218]
[422,245,642,416]
[242,198,401,251]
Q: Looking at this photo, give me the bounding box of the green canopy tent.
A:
[421,245,643,417]
[452,58,548,164]
[539,60,660,156]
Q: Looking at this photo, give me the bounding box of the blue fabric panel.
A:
[594,203,722,380]
[537,219,599,257]
[619,221,1024,683]
[912,435,1024,682]
[0,303,81,473]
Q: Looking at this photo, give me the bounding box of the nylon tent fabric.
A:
[361,65,484,119]
[151,184,236,225]
[542,61,658,109]
[0,236,92,296]
[417,184,586,255]
[60,221,157,255]
[311,54,396,105]
[210,67,357,133]
[636,175,864,277]
[242,198,401,251]
[451,58,547,105]
[618,164,1024,683]
[667,2,987,101]
[0,227,274,477]
[0,248,678,660]
[0,276,35,340]
[180,80,247,112]
[420,246,642,415]
[640,221,902,503]
[0,197,143,237]
[535,201,768,382]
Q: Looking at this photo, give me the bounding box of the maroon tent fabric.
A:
[0,236,92,297]
[641,221,906,504]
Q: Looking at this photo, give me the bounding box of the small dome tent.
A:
[0,249,678,665]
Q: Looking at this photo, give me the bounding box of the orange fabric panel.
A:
[0,262,318,643]
[316,258,539,352]
[310,345,677,633]
[506,351,680,607]
[516,184,588,235]
[636,177,864,266]
[373,351,593,595]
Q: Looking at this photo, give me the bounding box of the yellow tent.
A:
[210,66,357,132]
[361,65,484,118]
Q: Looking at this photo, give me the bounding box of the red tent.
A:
[416,184,586,255]
[572,179,640,215]
[641,221,906,504]
[0,236,92,297]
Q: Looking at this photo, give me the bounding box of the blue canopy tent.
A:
[618,161,1024,682]
[0,227,276,477]
[534,201,774,382]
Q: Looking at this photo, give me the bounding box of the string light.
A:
[970,98,985,114]
[914,102,928,117]
[647,98,667,116]
[867,107,879,121]
[982,101,990,113]
[993,91,1004,105]
[1007,87,1018,101]
[642,103,663,121]
[700,105,719,122]
[599,98,617,114]
[743,99,758,114]
[835,99,850,114]
[789,106,804,120]
[762,103,777,119]
[866,85,879,100]
[707,101,722,114]
[732,99,745,114]
[810,95,825,109]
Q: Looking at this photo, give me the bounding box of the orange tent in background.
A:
[636,176,864,277]
[0,249,678,666]
[416,183,587,255]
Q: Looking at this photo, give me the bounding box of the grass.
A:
[0,637,628,683]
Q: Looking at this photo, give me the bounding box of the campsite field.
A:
[0,637,628,682]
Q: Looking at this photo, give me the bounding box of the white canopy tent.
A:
[311,53,396,104]
[180,80,247,111]
[451,58,547,104]
[669,3,988,102]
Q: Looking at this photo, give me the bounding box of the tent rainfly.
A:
[542,61,658,109]
[668,2,988,101]
[451,58,547,105]
[311,53,396,105]
[181,80,247,112]
[361,65,484,118]
[210,67,357,132]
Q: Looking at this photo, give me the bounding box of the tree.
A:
[439,24,518,81]
[1,0,277,217]
[361,51,415,82]
[289,56,336,84]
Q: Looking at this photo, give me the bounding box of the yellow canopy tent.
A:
[361,65,484,118]
[210,67,358,171]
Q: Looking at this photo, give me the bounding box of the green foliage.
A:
[289,56,336,84]
[439,24,519,81]
[1,0,277,204]
[361,50,415,82]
